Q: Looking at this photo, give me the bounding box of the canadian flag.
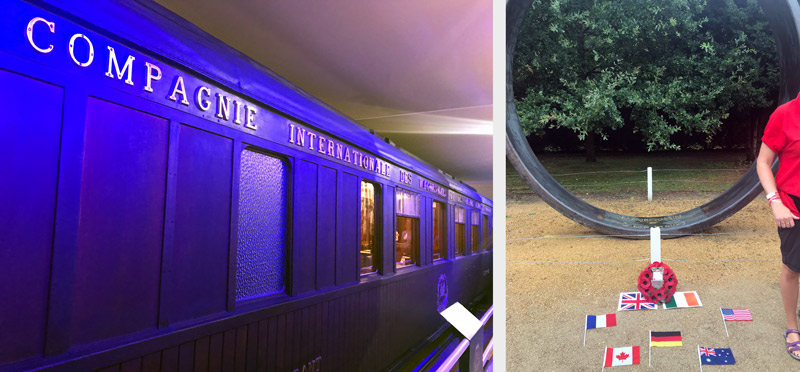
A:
[604,346,640,367]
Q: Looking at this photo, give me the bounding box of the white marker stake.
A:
[649,330,652,368]
[583,315,588,347]
[720,308,729,337]
[697,345,703,372]
[650,227,661,264]
[601,344,607,372]
[647,167,653,201]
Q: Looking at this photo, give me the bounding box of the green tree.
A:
[514,0,777,161]
[701,0,778,160]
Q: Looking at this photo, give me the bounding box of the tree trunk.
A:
[745,115,758,162]
[743,113,757,162]
[585,133,597,162]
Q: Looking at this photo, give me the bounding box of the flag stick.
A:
[720,308,729,337]
[697,345,703,372]
[601,344,607,372]
[584,315,588,347]
[649,330,652,368]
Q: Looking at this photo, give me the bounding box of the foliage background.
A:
[512,0,780,161]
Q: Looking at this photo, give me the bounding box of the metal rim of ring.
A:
[506,0,800,239]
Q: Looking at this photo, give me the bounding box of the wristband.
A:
[766,191,778,200]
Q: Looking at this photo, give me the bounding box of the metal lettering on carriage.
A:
[447,191,464,203]
[287,123,392,178]
[419,179,447,198]
[24,16,260,131]
[399,169,413,185]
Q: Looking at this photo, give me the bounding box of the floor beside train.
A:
[506,194,797,371]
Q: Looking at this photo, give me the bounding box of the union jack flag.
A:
[699,347,716,357]
[617,292,657,311]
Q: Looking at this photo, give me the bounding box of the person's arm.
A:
[756,142,795,228]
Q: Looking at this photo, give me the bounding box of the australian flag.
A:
[699,347,735,365]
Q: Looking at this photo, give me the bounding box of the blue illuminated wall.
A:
[169,125,232,323]
[71,98,168,345]
[0,69,62,364]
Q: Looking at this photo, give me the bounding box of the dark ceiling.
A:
[155,0,493,199]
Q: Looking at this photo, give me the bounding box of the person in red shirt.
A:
[758,92,800,361]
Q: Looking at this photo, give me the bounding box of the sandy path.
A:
[506,195,797,371]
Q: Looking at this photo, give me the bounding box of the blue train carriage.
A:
[0,1,493,371]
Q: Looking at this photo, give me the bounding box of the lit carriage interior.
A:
[0,1,493,371]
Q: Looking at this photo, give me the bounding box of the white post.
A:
[720,308,729,337]
[697,345,703,372]
[584,315,588,347]
[650,227,661,264]
[649,330,652,368]
[647,167,653,201]
[601,344,607,372]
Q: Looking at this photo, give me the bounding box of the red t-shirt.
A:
[762,92,800,217]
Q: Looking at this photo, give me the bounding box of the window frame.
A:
[234,146,291,303]
[395,188,420,269]
[432,200,447,261]
[359,180,382,277]
[454,206,466,257]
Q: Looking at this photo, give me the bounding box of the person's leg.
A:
[781,263,800,357]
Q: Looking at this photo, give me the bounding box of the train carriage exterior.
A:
[0,1,493,371]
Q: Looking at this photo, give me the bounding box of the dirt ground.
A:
[506,193,799,371]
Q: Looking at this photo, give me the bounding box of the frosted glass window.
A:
[396,189,419,217]
[236,149,288,301]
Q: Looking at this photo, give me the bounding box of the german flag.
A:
[650,331,682,347]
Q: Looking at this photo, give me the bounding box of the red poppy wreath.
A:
[638,261,677,304]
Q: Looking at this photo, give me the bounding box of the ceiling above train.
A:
[154,0,494,199]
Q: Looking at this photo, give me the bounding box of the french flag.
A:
[586,314,617,329]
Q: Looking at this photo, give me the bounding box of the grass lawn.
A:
[507,150,752,199]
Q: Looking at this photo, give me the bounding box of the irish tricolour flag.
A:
[663,291,702,309]
[603,346,640,367]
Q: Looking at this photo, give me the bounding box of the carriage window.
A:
[455,206,466,257]
[483,214,490,251]
[236,149,288,301]
[396,189,419,268]
[432,201,446,261]
[360,181,380,275]
[471,210,480,253]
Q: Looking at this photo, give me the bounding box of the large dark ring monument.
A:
[507,0,800,239]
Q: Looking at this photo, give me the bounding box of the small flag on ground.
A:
[587,314,617,329]
[584,314,616,346]
[650,331,682,347]
[649,331,682,367]
[604,346,640,367]
[618,292,657,311]
[721,308,752,321]
[698,347,735,365]
[663,291,702,309]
